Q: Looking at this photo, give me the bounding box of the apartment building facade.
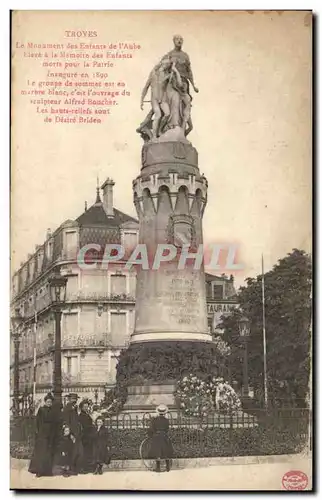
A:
[11,179,237,406]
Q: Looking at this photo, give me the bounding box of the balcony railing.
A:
[66,291,135,302]
[61,334,129,349]
[61,334,112,348]
[61,373,81,385]
[15,334,130,365]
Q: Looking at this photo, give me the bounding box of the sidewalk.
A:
[10,453,312,491]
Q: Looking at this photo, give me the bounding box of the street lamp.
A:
[238,316,250,398]
[11,307,23,416]
[48,272,67,405]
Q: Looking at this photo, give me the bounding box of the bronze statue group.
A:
[28,393,174,477]
[137,34,199,142]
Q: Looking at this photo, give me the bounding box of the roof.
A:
[76,201,138,227]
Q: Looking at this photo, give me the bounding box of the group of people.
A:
[28,392,174,477]
[28,392,110,478]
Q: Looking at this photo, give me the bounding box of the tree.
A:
[220,249,312,407]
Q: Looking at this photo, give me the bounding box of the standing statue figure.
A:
[138,58,177,140]
[164,34,199,95]
[162,34,198,136]
[136,35,199,142]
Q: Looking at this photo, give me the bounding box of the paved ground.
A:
[10,454,312,491]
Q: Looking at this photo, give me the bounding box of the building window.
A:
[206,282,212,298]
[123,231,138,254]
[62,312,78,337]
[37,363,43,383]
[21,266,27,288]
[110,312,127,346]
[110,275,126,295]
[29,258,35,282]
[46,241,53,261]
[67,357,72,374]
[129,275,136,297]
[37,251,44,273]
[64,355,79,377]
[66,276,78,297]
[207,316,213,334]
[212,284,224,300]
[65,230,77,258]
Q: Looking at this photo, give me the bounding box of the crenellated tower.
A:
[131,141,212,345]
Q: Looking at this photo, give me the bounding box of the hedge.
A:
[11,419,307,461]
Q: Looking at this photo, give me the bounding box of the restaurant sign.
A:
[207,302,237,314]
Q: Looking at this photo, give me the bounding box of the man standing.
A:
[61,393,84,474]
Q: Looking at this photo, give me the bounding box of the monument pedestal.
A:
[122,140,212,414]
[132,140,211,344]
[123,381,176,416]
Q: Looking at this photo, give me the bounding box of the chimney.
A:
[84,201,88,211]
[46,228,52,240]
[101,178,115,218]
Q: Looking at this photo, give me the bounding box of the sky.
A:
[11,10,312,288]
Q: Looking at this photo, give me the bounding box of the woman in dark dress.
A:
[92,416,111,475]
[28,393,57,477]
[78,399,95,473]
[147,404,173,473]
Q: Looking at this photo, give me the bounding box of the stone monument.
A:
[122,35,213,414]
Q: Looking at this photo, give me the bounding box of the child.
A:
[148,404,173,473]
[91,405,100,423]
[55,424,76,477]
[92,416,111,475]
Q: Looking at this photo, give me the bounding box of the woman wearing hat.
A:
[147,404,173,472]
[92,416,111,475]
[78,399,95,473]
[28,393,57,477]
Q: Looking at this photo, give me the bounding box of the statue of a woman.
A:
[159,57,193,136]
[137,36,197,141]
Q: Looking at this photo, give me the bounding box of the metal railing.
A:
[66,291,135,302]
[10,407,310,461]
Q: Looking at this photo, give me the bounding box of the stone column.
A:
[122,140,213,413]
[132,141,211,344]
